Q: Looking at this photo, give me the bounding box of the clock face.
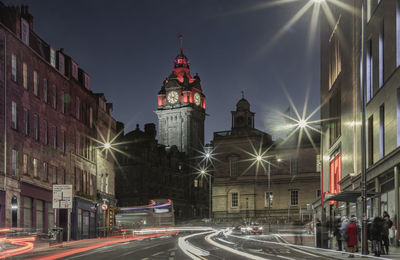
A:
[167,91,179,104]
[194,93,201,106]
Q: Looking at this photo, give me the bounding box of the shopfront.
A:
[72,197,97,240]
[20,182,52,232]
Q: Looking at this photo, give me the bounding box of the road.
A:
[21,230,343,260]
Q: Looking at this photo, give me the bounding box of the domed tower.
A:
[232,92,255,130]
[155,45,205,154]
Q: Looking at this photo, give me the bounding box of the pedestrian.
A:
[334,216,343,251]
[341,216,349,253]
[382,211,393,255]
[370,216,384,257]
[345,216,358,258]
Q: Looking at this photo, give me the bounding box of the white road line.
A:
[178,231,213,260]
[205,231,270,260]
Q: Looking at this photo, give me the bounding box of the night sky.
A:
[4,0,320,143]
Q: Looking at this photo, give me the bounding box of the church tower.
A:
[155,44,205,154]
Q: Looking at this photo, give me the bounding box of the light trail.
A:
[178,231,213,260]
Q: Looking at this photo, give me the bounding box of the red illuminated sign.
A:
[329,153,341,195]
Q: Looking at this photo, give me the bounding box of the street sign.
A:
[101,203,108,211]
[53,184,72,209]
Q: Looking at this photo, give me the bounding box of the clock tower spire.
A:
[155,40,205,154]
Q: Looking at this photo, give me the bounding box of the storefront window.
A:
[36,200,43,232]
[83,211,89,237]
[77,209,82,236]
[23,197,32,229]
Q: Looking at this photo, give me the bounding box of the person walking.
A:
[341,216,349,253]
[334,216,343,251]
[370,216,384,257]
[382,211,393,255]
[345,216,358,258]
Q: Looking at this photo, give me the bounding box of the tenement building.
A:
[115,47,208,220]
[318,0,400,246]
[212,97,320,223]
[0,3,116,240]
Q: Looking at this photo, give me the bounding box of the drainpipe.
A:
[3,31,6,192]
[394,166,399,246]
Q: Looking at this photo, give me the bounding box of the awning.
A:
[325,191,378,203]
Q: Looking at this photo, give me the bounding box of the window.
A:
[76,97,80,119]
[33,71,38,96]
[23,109,29,135]
[290,190,298,206]
[23,197,32,228]
[105,174,109,193]
[194,179,198,188]
[33,158,38,177]
[53,167,57,184]
[23,154,28,175]
[62,131,66,153]
[48,204,54,230]
[58,52,65,75]
[368,116,374,166]
[379,22,384,88]
[229,158,238,177]
[43,162,48,181]
[53,126,57,149]
[23,62,28,89]
[231,192,238,207]
[34,115,39,141]
[11,54,17,82]
[11,101,17,130]
[12,149,17,176]
[76,134,80,155]
[397,0,400,67]
[316,189,321,198]
[21,18,29,45]
[44,120,48,145]
[329,153,341,195]
[379,104,385,158]
[53,87,57,109]
[61,92,65,114]
[328,19,341,88]
[43,79,48,103]
[36,200,44,232]
[290,158,298,174]
[329,89,341,146]
[62,169,66,184]
[265,192,273,207]
[72,61,78,79]
[367,39,373,102]
[397,88,400,146]
[50,47,56,67]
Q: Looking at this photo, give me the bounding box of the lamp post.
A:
[256,155,272,233]
[202,147,214,221]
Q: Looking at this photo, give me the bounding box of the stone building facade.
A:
[115,123,209,220]
[212,97,320,223]
[0,3,116,240]
[318,0,400,246]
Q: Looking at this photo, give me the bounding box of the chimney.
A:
[144,123,156,139]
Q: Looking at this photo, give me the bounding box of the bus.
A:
[115,199,174,229]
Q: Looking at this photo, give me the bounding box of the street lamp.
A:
[104,142,111,149]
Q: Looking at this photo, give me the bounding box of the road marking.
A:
[152,251,164,256]
[141,258,149,260]
[205,231,269,260]
[178,231,213,260]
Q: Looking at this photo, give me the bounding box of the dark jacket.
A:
[382,215,393,237]
[370,216,384,241]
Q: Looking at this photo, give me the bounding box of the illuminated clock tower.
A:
[155,47,205,154]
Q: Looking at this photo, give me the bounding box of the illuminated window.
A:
[21,18,29,45]
[23,154,28,175]
[34,115,39,141]
[33,158,38,177]
[379,23,384,88]
[329,153,341,195]
[11,101,17,130]
[379,104,385,158]
[33,71,38,96]
[12,149,17,176]
[194,179,198,188]
[23,62,28,89]
[368,116,374,166]
[231,192,238,207]
[265,192,273,207]
[11,54,17,82]
[290,190,298,206]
